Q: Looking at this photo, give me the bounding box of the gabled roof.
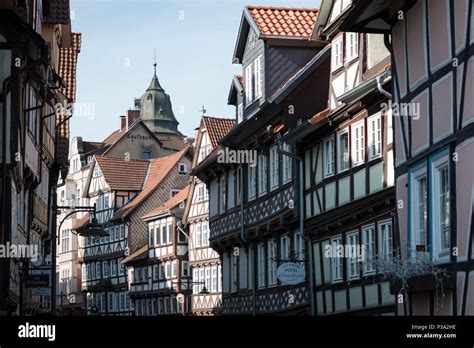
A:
[94,156,149,191]
[111,147,192,220]
[233,6,319,62]
[202,116,236,148]
[142,185,189,220]
[102,129,125,145]
[122,244,148,264]
[101,119,163,156]
[81,141,105,154]
[247,6,318,38]
[155,132,187,150]
[228,75,243,105]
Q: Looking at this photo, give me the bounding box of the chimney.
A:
[126,110,140,130]
[120,116,126,131]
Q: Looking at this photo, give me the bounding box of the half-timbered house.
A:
[183,116,235,315]
[124,186,190,315]
[339,0,474,315]
[0,0,80,315]
[284,0,396,315]
[78,147,192,315]
[192,6,330,315]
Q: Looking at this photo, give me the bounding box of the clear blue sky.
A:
[71,0,320,142]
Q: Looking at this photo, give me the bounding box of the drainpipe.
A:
[376,74,392,99]
[277,139,315,316]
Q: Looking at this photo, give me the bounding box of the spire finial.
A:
[198,105,207,115]
[153,48,157,77]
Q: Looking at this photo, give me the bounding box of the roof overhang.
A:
[338,0,409,34]
[232,8,261,63]
[227,75,243,106]
[337,70,391,104]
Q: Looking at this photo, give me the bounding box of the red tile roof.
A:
[309,107,330,126]
[202,116,236,148]
[155,132,187,150]
[112,147,191,220]
[122,244,148,264]
[247,6,318,38]
[95,156,149,191]
[81,141,105,154]
[59,32,81,102]
[102,129,125,145]
[142,185,189,219]
[72,212,90,231]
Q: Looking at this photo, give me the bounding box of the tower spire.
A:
[153,48,157,77]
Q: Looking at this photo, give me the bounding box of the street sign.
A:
[26,274,49,287]
[276,262,305,285]
[31,287,51,296]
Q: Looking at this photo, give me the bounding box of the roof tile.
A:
[95,156,149,192]
[202,116,236,148]
[247,6,318,38]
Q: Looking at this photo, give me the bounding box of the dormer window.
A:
[178,163,187,174]
[245,55,263,107]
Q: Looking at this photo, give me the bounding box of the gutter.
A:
[336,70,391,104]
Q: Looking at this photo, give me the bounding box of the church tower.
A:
[139,62,180,134]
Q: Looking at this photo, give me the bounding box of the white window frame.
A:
[351,120,365,166]
[331,236,343,282]
[280,236,290,261]
[331,35,343,71]
[245,64,253,106]
[254,55,263,100]
[410,165,428,257]
[248,165,257,200]
[323,136,335,178]
[362,225,376,274]
[431,154,450,263]
[294,232,305,269]
[195,222,202,248]
[258,154,267,196]
[267,240,277,286]
[346,231,360,279]
[237,102,243,123]
[201,221,209,247]
[378,220,393,261]
[367,112,382,160]
[337,129,350,172]
[269,146,279,190]
[220,176,226,214]
[282,142,293,183]
[345,32,359,62]
[257,243,265,288]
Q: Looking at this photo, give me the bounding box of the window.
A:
[378,221,393,261]
[193,268,199,294]
[178,226,187,243]
[323,137,335,177]
[197,184,204,202]
[161,225,167,245]
[237,103,243,123]
[294,232,305,268]
[155,227,160,246]
[109,293,113,312]
[412,167,428,254]
[432,156,450,261]
[61,229,70,253]
[182,261,189,277]
[170,189,180,198]
[178,163,187,174]
[345,32,359,61]
[110,260,117,277]
[281,236,290,261]
[258,154,267,195]
[368,113,382,159]
[149,227,154,246]
[331,35,343,71]
[267,240,277,286]
[211,266,218,293]
[248,165,257,200]
[143,151,151,160]
[165,262,171,278]
[245,64,253,105]
[269,146,279,190]
[206,267,212,292]
[77,189,81,206]
[114,226,119,240]
[337,129,349,172]
[248,247,254,289]
[171,260,177,278]
[346,232,360,279]
[159,264,165,280]
[257,243,265,288]
[153,264,158,280]
[331,236,343,282]
[201,221,209,247]
[282,143,292,183]
[231,255,238,292]
[351,121,365,166]
[362,225,375,274]
[254,55,263,99]
[96,262,101,278]
[195,223,202,248]
[167,223,173,244]
[220,176,226,213]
